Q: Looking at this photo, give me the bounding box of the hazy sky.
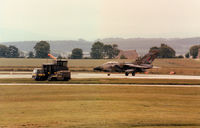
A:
[1,0,200,42]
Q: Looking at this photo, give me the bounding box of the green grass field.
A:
[0,58,200,75]
[0,85,200,128]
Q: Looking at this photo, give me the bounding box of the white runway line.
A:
[0,72,200,80]
[0,83,199,87]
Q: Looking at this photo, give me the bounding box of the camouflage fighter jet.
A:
[94,50,159,76]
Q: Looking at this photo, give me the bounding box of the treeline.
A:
[149,44,177,58]
[149,43,200,58]
[0,45,20,58]
[1,40,200,59]
[70,43,200,59]
[0,41,50,58]
[29,41,120,59]
[90,41,120,59]
[151,43,200,59]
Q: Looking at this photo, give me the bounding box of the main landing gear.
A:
[125,72,135,76]
[107,72,135,76]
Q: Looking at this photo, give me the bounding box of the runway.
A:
[0,72,200,79]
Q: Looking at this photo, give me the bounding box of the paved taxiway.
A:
[0,72,200,79]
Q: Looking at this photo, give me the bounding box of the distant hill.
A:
[99,37,200,55]
[1,37,200,56]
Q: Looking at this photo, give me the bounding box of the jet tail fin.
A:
[134,50,159,65]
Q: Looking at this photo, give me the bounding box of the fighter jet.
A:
[94,50,159,76]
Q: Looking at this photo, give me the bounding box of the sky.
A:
[1,0,200,42]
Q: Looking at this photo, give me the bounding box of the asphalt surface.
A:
[73,73,200,79]
[0,72,200,79]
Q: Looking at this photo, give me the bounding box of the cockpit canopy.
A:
[103,61,118,65]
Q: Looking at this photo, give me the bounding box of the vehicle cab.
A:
[32,68,46,80]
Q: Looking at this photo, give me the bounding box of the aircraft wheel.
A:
[132,72,135,76]
[125,72,129,76]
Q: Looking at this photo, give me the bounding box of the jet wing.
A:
[152,66,160,69]
[124,64,146,68]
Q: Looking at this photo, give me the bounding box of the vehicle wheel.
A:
[63,77,69,81]
[35,77,40,81]
[35,77,44,81]
[132,72,135,76]
[40,77,46,81]
[53,77,57,81]
[48,77,57,81]
[107,74,110,76]
[125,72,129,76]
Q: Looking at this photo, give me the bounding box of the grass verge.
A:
[0,85,200,128]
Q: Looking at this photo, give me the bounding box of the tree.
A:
[159,44,175,58]
[34,41,50,58]
[0,45,20,58]
[185,52,190,58]
[0,44,9,57]
[68,54,71,59]
[149,44,175,58]
[71,48,83,59]
[112,44,120,58]
[189,45,200,58]
[103,44,113,58]
[177,55,184,58]
[57,54,63,59]
[103,44,120,59]
[7,45,19,58]
[90,41,104,59]
[28,51,34,58]
[149,46,160,52]
[90,42,120,59]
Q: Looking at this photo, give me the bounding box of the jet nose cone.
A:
[94,66,102,71]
